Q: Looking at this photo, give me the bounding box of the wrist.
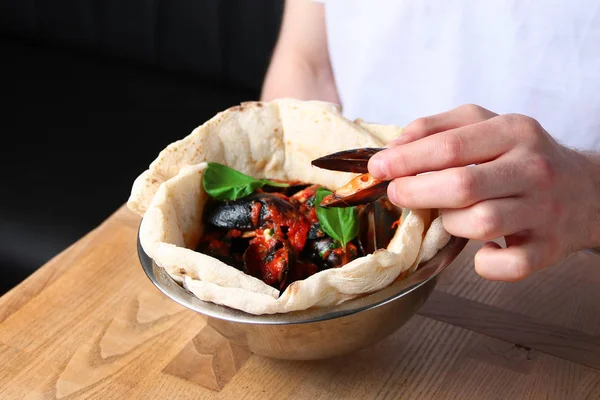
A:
[582,151,600,249]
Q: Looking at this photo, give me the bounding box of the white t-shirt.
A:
[319,0,600,151]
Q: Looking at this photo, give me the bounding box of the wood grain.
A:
[1,205,599,399]
[420,291,600,370]
[435,240,600,336]
[163,324,250,391]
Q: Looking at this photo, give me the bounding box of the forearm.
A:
[260,0,339,104]
[260,50,340,104]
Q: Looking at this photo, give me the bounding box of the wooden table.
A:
[1,206,600,400]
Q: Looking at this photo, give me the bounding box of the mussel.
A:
[302,236,347,270]
[204,192,312,291]
[243,227,294,290]
[205,192,298,230]
[311,148,390,208]
[311,147,403,253]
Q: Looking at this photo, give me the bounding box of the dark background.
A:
[0,1,284,294]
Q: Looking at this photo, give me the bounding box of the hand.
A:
[368,104,600,282]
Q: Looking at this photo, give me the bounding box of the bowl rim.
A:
[138,225,468,325]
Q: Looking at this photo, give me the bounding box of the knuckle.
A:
[459,103,486,118]
[527,155,555,189]
[503,113,529,126]
[441,132,464,165]
[521,115,543,133]
[505,113,543,143]
[451,169,479,206]
[473,204,503,240]
[407,117,430,133]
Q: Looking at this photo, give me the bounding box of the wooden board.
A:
[1,206,599,399]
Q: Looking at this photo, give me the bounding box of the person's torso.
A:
[322,0,600,151]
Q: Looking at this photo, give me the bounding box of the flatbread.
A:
[128,98,450,315]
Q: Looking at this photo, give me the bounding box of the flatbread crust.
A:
[128,99,450,315]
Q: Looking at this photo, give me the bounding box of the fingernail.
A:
[368,156,389,179]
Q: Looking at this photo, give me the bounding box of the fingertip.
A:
[473,241,502,277]
[386,180,401,206]
[473,241,527,282]
[367,155,389,180]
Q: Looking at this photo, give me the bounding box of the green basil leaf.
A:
[315,187,359,247]
[202,162,289,200]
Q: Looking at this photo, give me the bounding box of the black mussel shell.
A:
[206,193,296,230]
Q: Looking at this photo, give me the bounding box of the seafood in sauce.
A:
[198,184,400,293]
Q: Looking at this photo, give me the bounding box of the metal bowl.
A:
[138,230,468,360]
